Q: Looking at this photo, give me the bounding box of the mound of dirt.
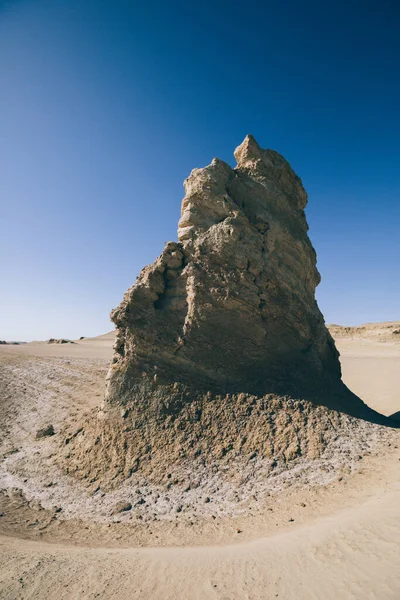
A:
[1,348,396,528]
[63,383,383,493]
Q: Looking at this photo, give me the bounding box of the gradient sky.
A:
[1,0,399,341]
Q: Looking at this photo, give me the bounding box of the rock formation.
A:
[64,136,381,492]
[106,135,343,404]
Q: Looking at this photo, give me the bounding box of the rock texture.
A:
[107,135,342,403]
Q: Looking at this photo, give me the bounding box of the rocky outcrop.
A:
[62,136,383,493]
[106,135,344,404]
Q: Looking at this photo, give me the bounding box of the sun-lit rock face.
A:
[105,135,341,403]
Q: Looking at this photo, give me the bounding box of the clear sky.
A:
[1,0,399,341]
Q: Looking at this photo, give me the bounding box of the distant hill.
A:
[328,322,400,342]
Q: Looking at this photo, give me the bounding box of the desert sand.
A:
[0,324,399,599]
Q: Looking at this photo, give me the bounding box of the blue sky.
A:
[0,0,399,340]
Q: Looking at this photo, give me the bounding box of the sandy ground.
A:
[337,338,400,417]
[0,327,399,599]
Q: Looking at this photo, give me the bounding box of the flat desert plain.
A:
[0,325,399,599]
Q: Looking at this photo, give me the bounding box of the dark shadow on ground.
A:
[389,411,400,422]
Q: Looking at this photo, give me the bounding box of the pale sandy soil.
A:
[336,338,400,417]
[0,326,399,599]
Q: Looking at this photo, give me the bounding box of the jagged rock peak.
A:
[105,136,346,406]
[234,133,265,166]
[234,134,308,209]
[178,135,307,243]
